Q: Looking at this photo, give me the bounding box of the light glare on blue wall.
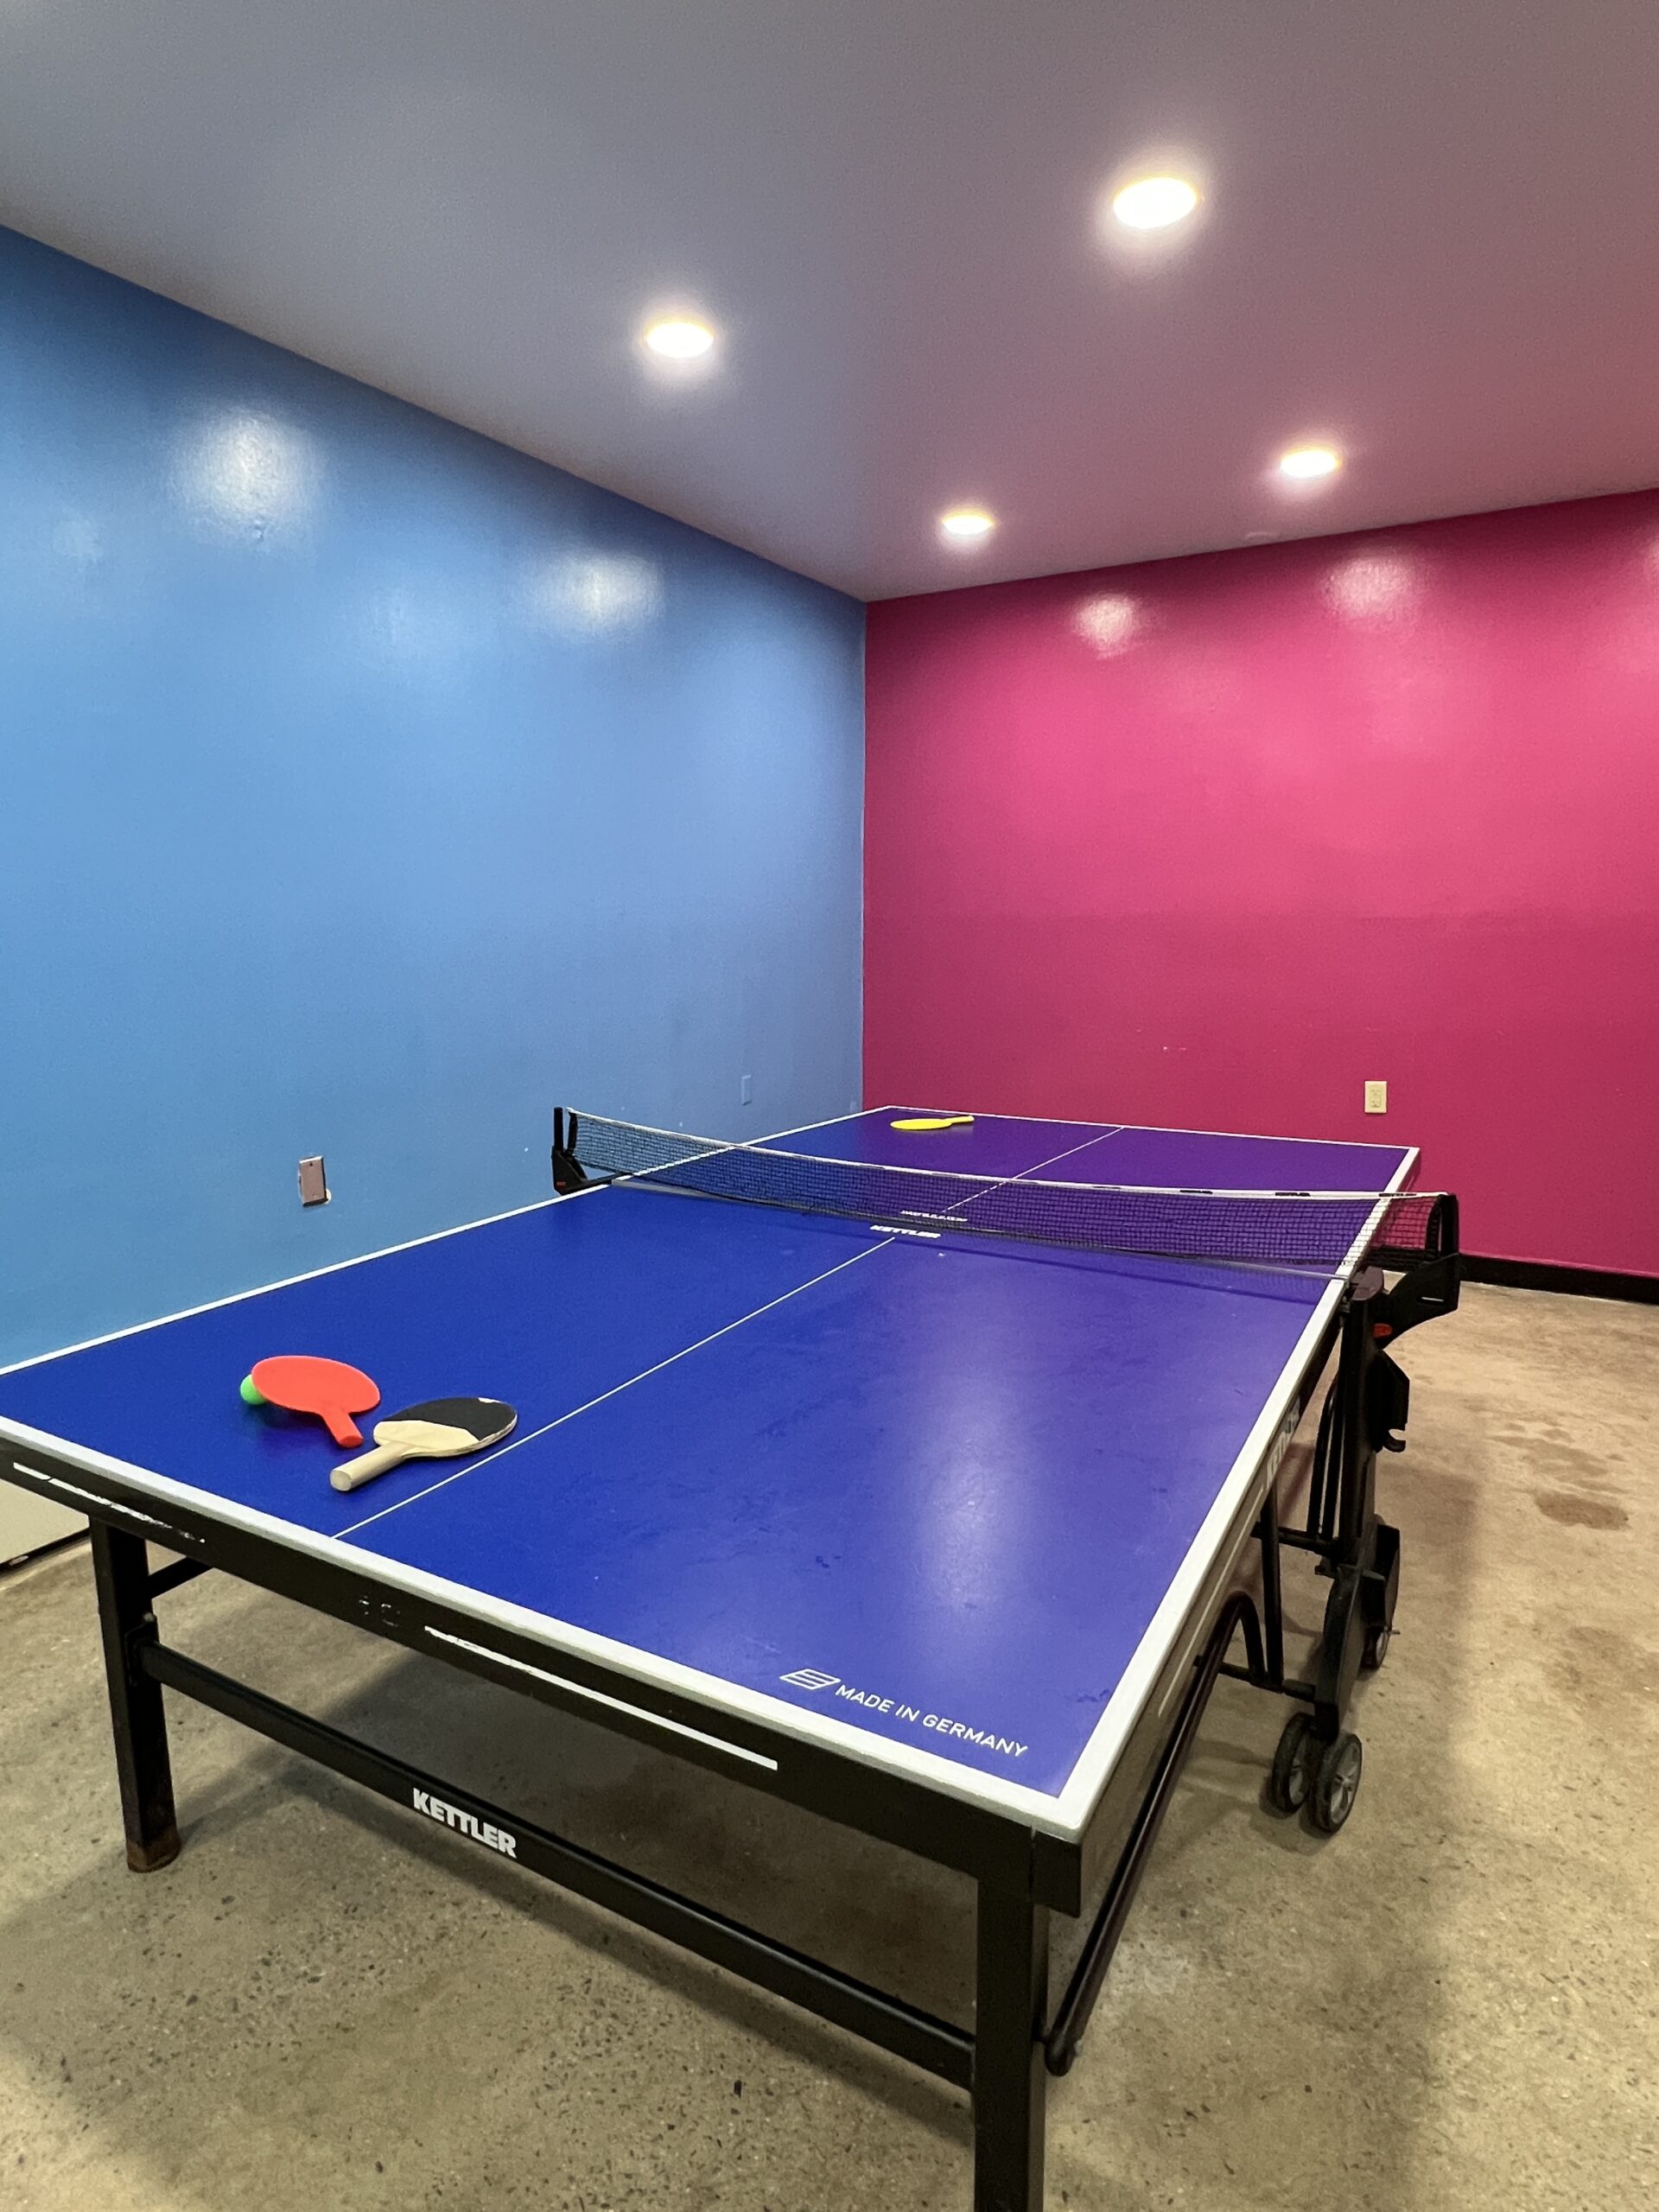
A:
[175,408,322,532]
[525,552,665,638]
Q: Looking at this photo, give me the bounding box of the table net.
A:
[559,1114,1453,1275]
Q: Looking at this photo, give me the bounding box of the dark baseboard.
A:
[1462,1255,1659,1305]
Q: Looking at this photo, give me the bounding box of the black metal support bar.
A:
[1278,1528,1336,1556]
[972,1880,1049,2212]
[142,1642,974,2090]
[1256,1485,1286,1693]
[1044,1592,1262,2077]
[90,1523,181,1872]
[1333,1294,1373,1555]
[1319,1376,1345,1548]
[1217,1662,1316,1700]
[1304,1374,1339,1542]
[147,1557,212,1599]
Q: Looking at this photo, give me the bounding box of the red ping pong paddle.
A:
[244,1356,380,1447]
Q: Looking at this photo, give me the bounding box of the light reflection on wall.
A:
[1325,547,1419,620]
[1073,592,1141,658]
[175,410,321,536]
[524,551,665,639]
[1608,535,1659,673]
[53,511,105,569]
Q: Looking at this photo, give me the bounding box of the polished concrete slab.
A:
[2,1283,1656,2209]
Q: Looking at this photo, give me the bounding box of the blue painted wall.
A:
[0,227,864,1363]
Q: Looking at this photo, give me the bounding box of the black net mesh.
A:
[565,1115,1449,1274]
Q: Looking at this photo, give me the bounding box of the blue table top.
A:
[0,1109,1411,1830]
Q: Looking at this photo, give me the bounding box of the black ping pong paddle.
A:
[330,1396,518,1493]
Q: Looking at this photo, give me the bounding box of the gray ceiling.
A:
[3,0,1656,599]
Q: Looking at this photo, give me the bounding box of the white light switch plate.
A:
[1363,1081,1388,1115]
[298,1155,330,1205]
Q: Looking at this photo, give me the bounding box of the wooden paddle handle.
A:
[330,1444,405,1493]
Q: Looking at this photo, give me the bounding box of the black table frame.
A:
[2,1240,1457,2211]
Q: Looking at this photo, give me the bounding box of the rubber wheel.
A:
[1361,1618,1392,1672]
[1306,1732,1363,1834]
[1267,1713,1319,1815]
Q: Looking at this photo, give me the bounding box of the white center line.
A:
[336,1236,893,1539]
[948,1123,1125,1218]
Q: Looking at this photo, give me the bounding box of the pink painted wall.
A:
[865,489,1659,1276]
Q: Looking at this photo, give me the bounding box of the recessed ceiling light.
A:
[1111,175,1200,231]
[642,316,717,361]
[1278,444,1342,480]
[939,506,996,545]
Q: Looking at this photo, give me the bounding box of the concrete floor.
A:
[2,1282,1656,2211]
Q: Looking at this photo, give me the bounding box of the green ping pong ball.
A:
[239,1375,267,1408]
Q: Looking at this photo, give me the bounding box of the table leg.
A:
[1258,1481,1286,1692]
[973,1878,1049,2210]
[90,1522,181,1872]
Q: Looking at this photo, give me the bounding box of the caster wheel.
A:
[1267,1713,1319,1815]
[1306,1732,1363,1834]
[1362,1618,1392,1671]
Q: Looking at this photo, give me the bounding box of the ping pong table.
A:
[0,1105,1460,2210]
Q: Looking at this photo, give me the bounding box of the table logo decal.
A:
[780,1669,1029,1761]
[412,1789,519,1859]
